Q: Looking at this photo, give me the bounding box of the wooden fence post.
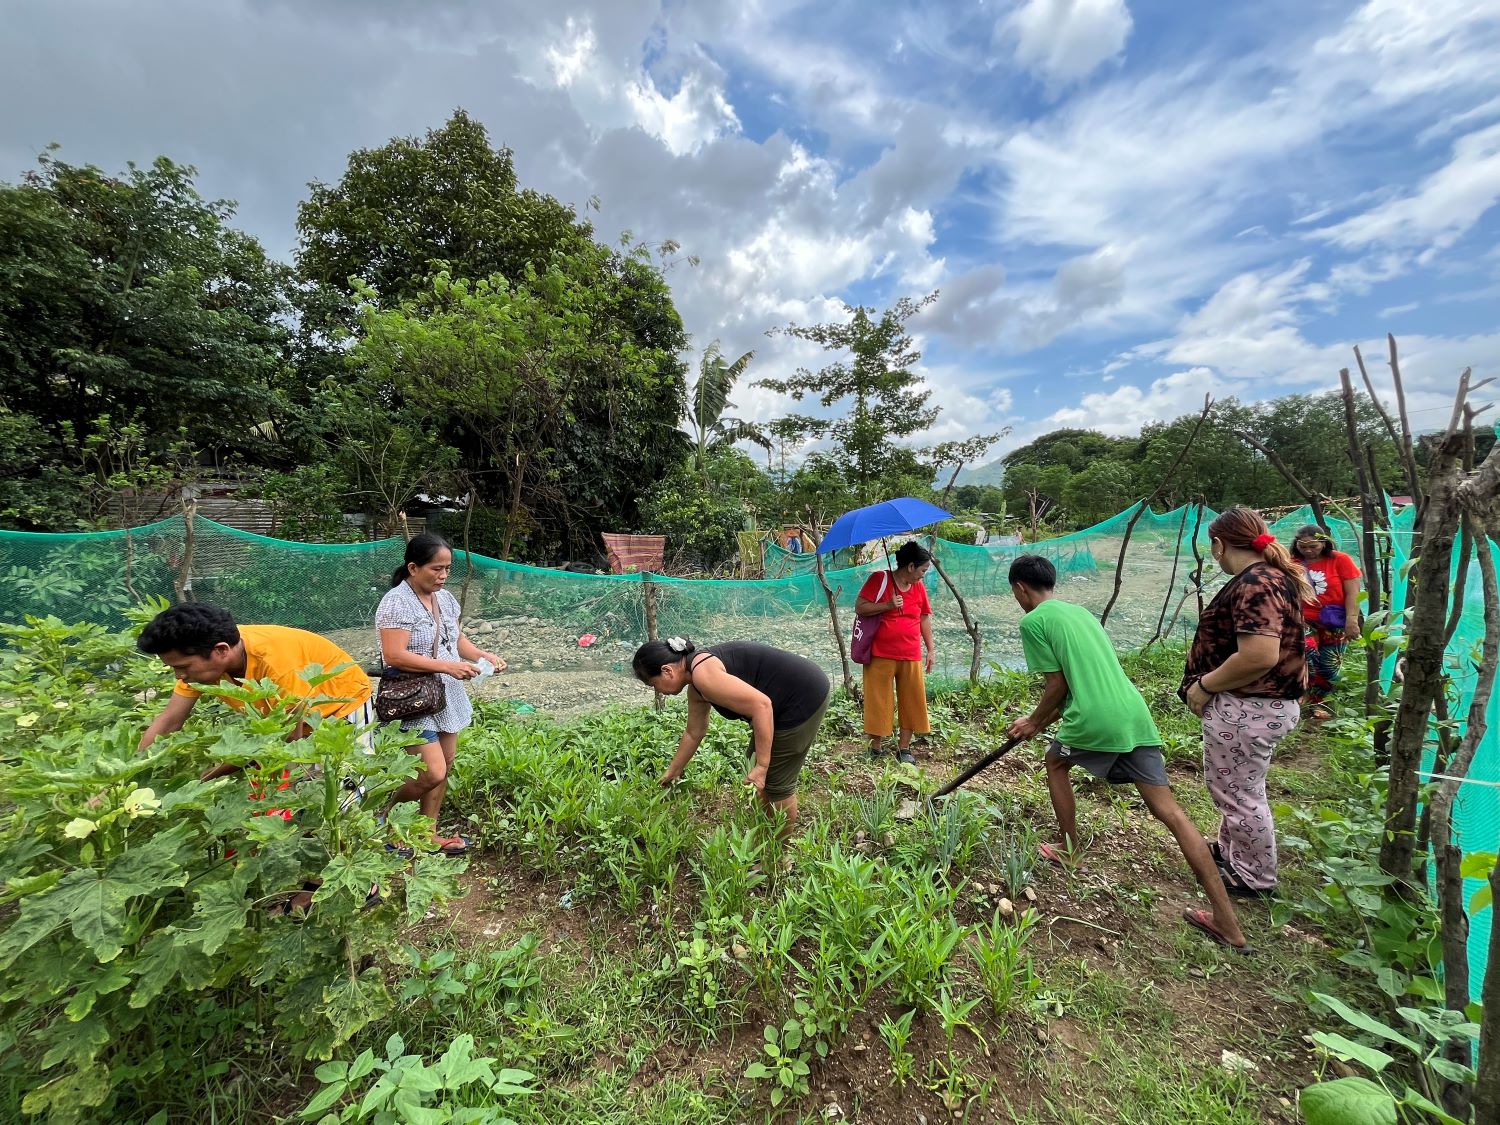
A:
[643,571,664,711]
[808,508,856,698]
[174,498,197,603]
[926,538,984,683]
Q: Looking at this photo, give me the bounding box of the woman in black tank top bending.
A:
[633,636,832,837]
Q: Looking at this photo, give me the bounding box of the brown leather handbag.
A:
[375,595,445,723]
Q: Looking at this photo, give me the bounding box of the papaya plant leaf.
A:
[1299,1077,1398,1125]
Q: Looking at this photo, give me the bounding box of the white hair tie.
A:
[666,636,689,653]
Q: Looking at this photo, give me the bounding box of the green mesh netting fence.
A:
[0,500,1492,996]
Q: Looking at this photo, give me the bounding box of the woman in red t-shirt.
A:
[854,540,936,764]
[1290,524,1361,720]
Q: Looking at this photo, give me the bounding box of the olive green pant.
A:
[755,692,832,801]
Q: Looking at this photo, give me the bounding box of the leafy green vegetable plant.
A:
[299,1032,533,1124]
[970,908,1041,1017]
[877,1008,917,1088]
[743,1019,812,1108]
[0,614,461,1122]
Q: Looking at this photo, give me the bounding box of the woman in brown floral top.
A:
[1180,507,1309,947]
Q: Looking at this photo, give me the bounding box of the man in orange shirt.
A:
[137,603,377,913]
[137,602,371,755]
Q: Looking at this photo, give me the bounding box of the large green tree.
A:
[759,294,940,507]
[1001,391,1412,527]
[296,110,584,317]
[298,111,690,560]
[1063,461,1139,527]
[0,153,297,526]
[351,254,686,561]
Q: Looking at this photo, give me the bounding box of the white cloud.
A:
[1417,94,1500,145]
[976,0,1500,356]
[1000,0,1133,90]
[1118,261,1355,386]
[1310,0,1500,107]
[625,68,741,156]
[1041,367,1226,436]
[544,17,596,88]
[1313,123,1500,260]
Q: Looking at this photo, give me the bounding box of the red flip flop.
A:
[1184,908,1251,955]
[429,834,469,857]
[1039,842,1069,867]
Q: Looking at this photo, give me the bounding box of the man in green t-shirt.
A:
[1006,554,1249,952]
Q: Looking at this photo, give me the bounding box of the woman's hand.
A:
[1186,680,1213,717]
[924,649,934,673]
[481,652,508,672]
[444,660,481,680]
[889,592,904,612]
[744,762,768,794]
[1343,619,1360,643]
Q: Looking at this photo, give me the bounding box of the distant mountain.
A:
[952,458,1005,487]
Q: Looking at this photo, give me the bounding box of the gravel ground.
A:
[329,536,1216,719]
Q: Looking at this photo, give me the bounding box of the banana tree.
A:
[690,343,769,485]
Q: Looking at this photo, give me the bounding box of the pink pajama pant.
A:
[1201,692,1300,891]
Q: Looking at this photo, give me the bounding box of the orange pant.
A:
[862,657,929,737]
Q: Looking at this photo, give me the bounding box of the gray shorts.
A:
[1046,740,1170,787]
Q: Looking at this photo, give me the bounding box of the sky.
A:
[4,0,1499,465]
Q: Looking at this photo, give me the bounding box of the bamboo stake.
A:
[1476,856,1500,1119]
[457,472,477,611]
[1428,509,1498,1119]
[1381,375,1475,881]
[175,498,197,603]
[1100,395,1213,626]
[1190,497,1208,620]
[1147,503,1191,646]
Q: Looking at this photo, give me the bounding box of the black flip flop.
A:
[1219,866,1275,899]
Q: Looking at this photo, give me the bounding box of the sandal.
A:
[1219,865,1275,899]
[430,834,469,857]
[1307,704,1334,722]
[1039,842,1070,867]
[1184,908,1251,954]
[896,750,918,766]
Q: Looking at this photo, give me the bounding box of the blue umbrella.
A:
[817,497,953,554]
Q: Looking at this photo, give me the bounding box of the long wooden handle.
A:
[929,737,1025,801]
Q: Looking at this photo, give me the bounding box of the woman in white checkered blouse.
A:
[375,533,508,856]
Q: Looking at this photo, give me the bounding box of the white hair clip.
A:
[666,636,689,653]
